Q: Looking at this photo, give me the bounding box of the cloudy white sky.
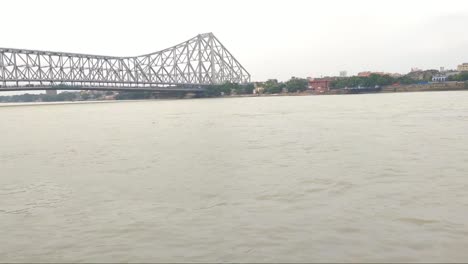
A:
[2,0,468,81]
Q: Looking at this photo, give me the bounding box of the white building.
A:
[432,75,447,82]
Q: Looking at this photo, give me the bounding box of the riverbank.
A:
[380,81,468,93]
[1,81,467,105]
[226,81,468,99]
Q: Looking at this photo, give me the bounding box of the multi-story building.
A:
[457,63,468,72]
[308,78,332,92]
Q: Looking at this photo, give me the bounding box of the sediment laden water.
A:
[1,91,468,262]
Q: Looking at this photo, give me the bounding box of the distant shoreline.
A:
[1,86,467,107]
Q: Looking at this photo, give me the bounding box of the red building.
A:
[308,78,331,92]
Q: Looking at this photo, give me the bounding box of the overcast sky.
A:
[2,0,468,81]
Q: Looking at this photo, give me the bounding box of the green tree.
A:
[263,79,285,94]
[242,83,255,94]
[115,91,153,100]
[203,82,233,97]
[285,77,308,92]
[203,86,221,97]
[397,75,418,85]
[80,93,90,100]
[331,74,407,89]
[203,81,256,97]
[448,72,468,81]
[56,92,77,101]
[222,82,238,94]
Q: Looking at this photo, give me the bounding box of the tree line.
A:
[329,74,422,89]
[447,72,468,81]
[204,77,309,96]
[2,72,467,103]
[203,82,255,97]
[256,77,309,94]
[0,92,79,103]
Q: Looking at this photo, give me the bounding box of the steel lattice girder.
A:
[0,33,250,90]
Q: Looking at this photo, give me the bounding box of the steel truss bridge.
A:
[0,33,250,92]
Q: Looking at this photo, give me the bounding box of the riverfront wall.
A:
[381,82,468,93]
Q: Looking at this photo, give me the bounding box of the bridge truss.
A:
[0,33,250,92]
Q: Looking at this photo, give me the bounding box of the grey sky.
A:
[2,0,468,81]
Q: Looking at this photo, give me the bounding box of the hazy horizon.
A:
[1,0,468,83]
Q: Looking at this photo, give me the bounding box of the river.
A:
[1,91,468,262]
